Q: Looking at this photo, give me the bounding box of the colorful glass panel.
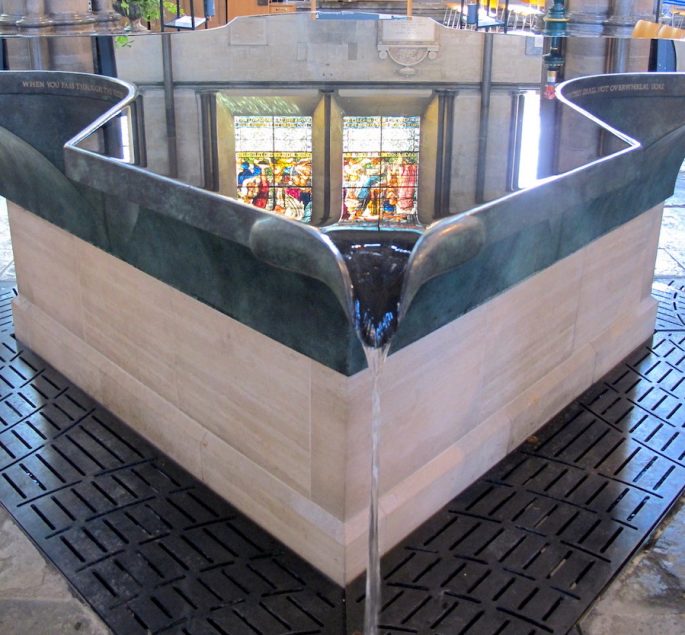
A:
[342,116,420,225]
[235,116,312,222]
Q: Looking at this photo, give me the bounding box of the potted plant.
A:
[113,0,177,31]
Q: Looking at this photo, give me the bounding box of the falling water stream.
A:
[328,230,420,635]
[361,345,387,635]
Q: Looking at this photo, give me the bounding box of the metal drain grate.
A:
[0,338,344,634]
[0,282,684,634]
[653,280,685,331]
[0,286,17,333]
[344,307,685,632]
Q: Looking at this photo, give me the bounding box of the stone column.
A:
[567,0,659,35]
[603,0,656,71]
[0,0,30,29]
[91,0,120,28]
[23,0,53,27]
[43,0,95,27]
[605,0,657,35]
[2,0,123,71]
[43,0,96,70]
[566,0,611,34]
[563,31,609,77]
[7,0,120,31]
[0,0,50,68]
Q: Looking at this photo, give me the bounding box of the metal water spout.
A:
[247,213,485,349]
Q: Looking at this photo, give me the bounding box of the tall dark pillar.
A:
[433,89,457,218]
[0,38,7,70]
[162,32,178,178]
[475,33,493,205]
[93,34,118,76]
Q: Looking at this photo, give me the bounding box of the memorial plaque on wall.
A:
[377,18,439,75]
[379,18,437,46]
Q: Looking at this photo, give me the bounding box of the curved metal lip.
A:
[555,72,645,147]
[4,69,679,342]
[0,69,134,97]
[43,70,359,323]
[397,73,649,319]
[62,71,658,322]
[0,69,136,155]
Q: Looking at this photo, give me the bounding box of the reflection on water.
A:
[327,229,419,347]
[50,24,637,230]
[0,24,666,632]
[83,81,623,230]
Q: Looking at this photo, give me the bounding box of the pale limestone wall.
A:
[140,89,170,176]
[311,96,328,223]
[3,39,34,70]
[626,38,652,72]
[556,104,607,175]
[449,91,480,211]
[328,97,345,223]
[10,203,349,580]
[174,88,204,186]
[491,32,543,83]
[117,33,164,84]
[216,94,237,197]
[418,94,439,219]
[9,200,662,583]
[115,16,536,86]
[483,91,516,203]
[564,37,612,79]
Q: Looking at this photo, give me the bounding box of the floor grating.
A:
[0,282,684,634]
[0,285,16,333]
[653,279,685,331]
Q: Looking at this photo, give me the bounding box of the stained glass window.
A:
[342,116,420,225]
[235,116,312,222]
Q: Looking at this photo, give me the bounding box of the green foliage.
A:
[118,0,179,22]
[113,0,182,46]
[114,35,133,47]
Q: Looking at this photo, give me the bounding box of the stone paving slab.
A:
[0,507,110,635]
[577,495,685,635]
[0,197,12,285]
[657,208,685,277]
